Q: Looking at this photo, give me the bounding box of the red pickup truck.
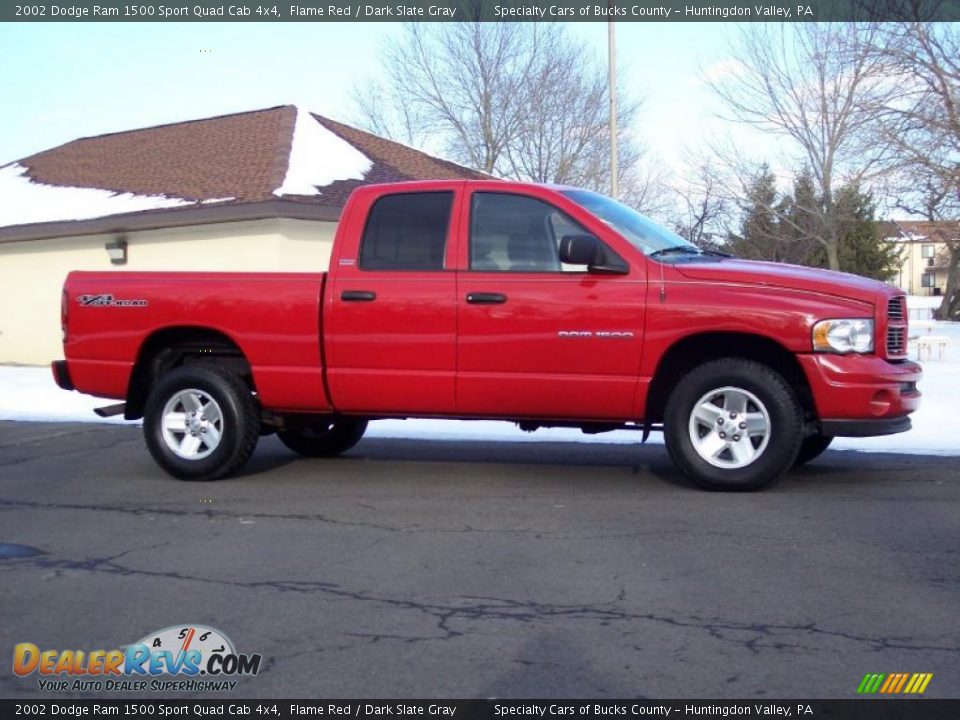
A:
[52,180,921,490]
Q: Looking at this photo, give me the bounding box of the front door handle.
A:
[341,290,376,302]
[466,292,507,305]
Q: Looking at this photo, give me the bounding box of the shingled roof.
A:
[882,220,960,244]
[0,105,489,242]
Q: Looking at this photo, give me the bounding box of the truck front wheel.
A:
[664,359,803,491]
[144,365,260,481]
[277,418,368,458]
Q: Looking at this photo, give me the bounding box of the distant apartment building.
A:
[882,220,957,296]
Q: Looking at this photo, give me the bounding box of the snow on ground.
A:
[2,321,957,455]
[907,294,945,310]
[0,163,192,227]
[273,107,372,196]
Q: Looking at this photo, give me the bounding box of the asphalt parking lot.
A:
[0,420,958,699]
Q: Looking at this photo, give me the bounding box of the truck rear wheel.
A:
[144,365,260,481]
[794,434,833,466]
[277,418,368,457]
[664,359,802,491]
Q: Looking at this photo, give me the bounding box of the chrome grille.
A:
[886,296,908,357]
[888,296,906,321]
[887,326,906,356]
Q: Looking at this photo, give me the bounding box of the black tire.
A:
[277,418,368,458]
[143,364,260,481]
[794,434,833,466]
[663,359,803,491]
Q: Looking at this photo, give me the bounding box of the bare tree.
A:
[352,23,662,211]
[353,23,533,174]
[707,23,894,270]
[870,21,960,319]
[623,161,674,218]
[671,158,731,250]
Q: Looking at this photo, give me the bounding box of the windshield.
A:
[561,189,697,256]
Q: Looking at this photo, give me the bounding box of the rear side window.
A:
[359,192,453,271]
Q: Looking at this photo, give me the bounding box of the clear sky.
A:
[0,21,780,186]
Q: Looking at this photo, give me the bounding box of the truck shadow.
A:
[245,435,689,488]
[247,436,953,491]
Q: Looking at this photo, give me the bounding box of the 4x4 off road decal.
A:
[77,294,148,307]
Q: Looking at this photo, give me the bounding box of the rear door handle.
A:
[466,292,507,305]
[341,290,376,302]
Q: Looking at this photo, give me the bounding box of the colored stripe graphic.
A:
[893,673,909,693]
[907,673,934,694]
[857,674,885,693]
[880,673,902,694]
[857,672,932,694]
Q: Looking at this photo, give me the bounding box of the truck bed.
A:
[63,271,331,412]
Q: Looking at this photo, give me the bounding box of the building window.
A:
[921,273,934,288]
[921,244,935,258]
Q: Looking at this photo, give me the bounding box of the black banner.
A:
[1,701,960,720]
[3,0,960,22]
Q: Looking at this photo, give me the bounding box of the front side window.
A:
[470,193,615,273]
[359,192,453,271]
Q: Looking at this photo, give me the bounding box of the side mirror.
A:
[559,234,629,275]
[559,234,599,265]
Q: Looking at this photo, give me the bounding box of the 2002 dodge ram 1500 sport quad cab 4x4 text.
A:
[53,180,922,490]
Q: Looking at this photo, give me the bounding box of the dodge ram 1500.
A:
[53,180,922,490]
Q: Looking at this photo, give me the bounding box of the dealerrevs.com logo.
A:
[13,625,261,693]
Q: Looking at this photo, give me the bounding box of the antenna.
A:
[659,258,666,303]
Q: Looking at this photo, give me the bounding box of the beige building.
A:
[0,105,485,365]
[883,220,957,297]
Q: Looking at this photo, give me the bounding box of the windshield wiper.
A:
[701,249,733,258]
[649,247,734,260]
[648,246,702,259]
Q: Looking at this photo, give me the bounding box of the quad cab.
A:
[54,181,921,490]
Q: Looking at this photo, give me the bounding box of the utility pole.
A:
[608,18,619,199]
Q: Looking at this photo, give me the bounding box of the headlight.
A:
[812,319,874,353]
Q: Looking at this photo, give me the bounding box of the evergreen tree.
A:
[728,164,780,261]
[729,165,900,281]
[779,168,822,265]
[806,183,899,281]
